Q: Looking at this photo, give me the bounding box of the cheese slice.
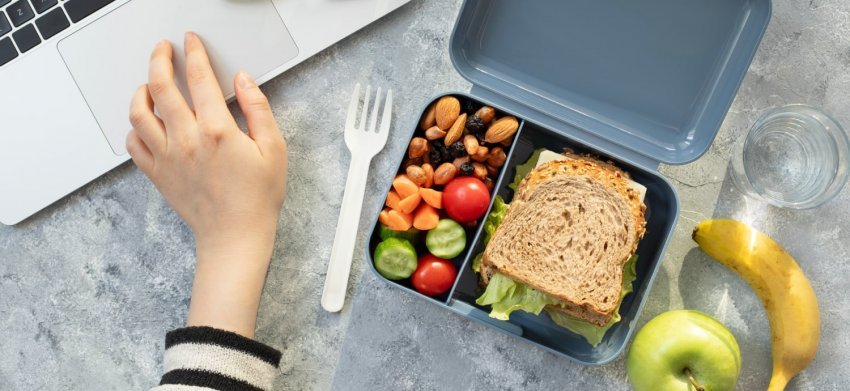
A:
[535,150,647,202]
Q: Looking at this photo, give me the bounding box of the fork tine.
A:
[368,87,383,133]
[345,83,361,130]
[378,89,392,141]
[358,85,372,130]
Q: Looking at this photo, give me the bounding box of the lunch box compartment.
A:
[364,0,770,365]
[366,94,525,305]
[448,120,678,364]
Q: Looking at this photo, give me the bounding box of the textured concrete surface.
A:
[0,0,848,390]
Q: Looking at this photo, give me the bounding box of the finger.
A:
[148,40,194,133]
[126,129,155,175]
[129,85,166,154]
[184,32,231,126]
[234,71,284,154]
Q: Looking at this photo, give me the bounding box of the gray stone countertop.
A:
[2,0,849,390]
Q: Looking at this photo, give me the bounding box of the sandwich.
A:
[474,149,647,346]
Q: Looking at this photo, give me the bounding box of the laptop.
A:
[0,0,409,225]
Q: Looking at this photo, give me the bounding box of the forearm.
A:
[187,232,276,338]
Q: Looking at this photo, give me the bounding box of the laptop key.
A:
[0,0,11,7]
[0,37,17,66]
[7,1,35,27]
[12,23,39,53]
[35,6,68,39]
[30,0,58,14]
[0,12,12,37]
[64,0,114,23]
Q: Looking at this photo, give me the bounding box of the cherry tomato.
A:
[442,177,491,223]
[412,254,458,296]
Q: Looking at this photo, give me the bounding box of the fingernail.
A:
[185,31,198,42]
[237,71,256,89]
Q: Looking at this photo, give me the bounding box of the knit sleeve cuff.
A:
[150,327,281,391]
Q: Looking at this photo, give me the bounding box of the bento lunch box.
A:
[365,0,771,365]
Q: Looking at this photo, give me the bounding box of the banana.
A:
[692,219,820,391]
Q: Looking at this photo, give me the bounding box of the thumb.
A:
[234,71,282,152]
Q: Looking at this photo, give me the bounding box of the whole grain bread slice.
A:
[521,151,646,243]
[481,156,644,326]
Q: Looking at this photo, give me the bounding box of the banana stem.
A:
[684,368,705,391]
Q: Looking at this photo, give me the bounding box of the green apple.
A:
[627,310,741,391]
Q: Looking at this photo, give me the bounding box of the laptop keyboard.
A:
[0,0,115,67]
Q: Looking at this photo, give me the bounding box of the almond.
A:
[472,162,488,181]
[408,137,429,159]
[421,163,435,188]
[434,163,458,185]
[406,165,428,187]
[487,146,507,167]
[471,146,489,162]
[463,135,479,156]
[475,106,496,124]
[419,102,437,130]
[435,96,461,130]
[425,126,447,140]
[484,116,519,144]
[444,113,467,146]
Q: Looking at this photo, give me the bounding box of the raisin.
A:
[430,140,447,158]
[466,115,486,134]
[449,142,468,158]
[462,99,479,114]
[429,148,442,165]
[459,162,475,176]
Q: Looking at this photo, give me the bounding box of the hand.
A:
[127,32,287,337]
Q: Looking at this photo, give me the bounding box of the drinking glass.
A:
[730,104,850,209]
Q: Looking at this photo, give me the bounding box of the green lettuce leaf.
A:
[474,250,639,346]
[471,252,483,273]
[472,196,509,273]
[508,149,544,191]
[482,196,509,246]
[475,273,561,320]
[546,255,638,347]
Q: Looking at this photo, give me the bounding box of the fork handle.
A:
[321,155,373,312]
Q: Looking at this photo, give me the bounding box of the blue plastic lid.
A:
[450,0,771,165]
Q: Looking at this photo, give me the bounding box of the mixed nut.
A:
[404,96,517,193]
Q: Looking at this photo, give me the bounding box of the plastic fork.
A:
[321,84,393,313]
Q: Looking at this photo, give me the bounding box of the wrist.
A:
[194,224,276,267]
[188,226,278,338]
[187,258,270,338]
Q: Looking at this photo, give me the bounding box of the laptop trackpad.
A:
[58,0,299,156]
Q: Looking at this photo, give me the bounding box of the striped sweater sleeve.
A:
[150,327,281,391]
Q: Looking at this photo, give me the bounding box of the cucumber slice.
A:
[426,219,467,259]
[379,224,419,243]
[374,238,418,280]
